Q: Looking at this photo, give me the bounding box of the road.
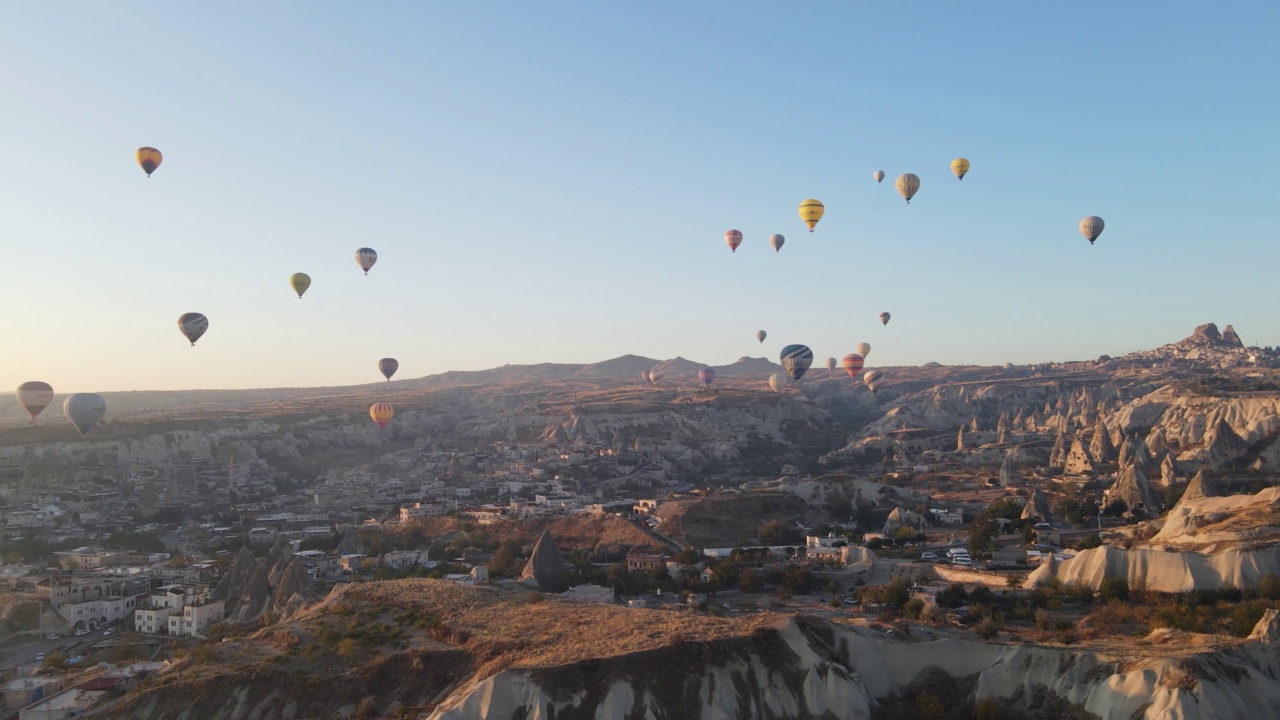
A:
[1,629,108,670]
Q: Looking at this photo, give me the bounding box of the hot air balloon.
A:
[863,369,883,393]
[355,248,378,274]
[951,158,970,181]
[1079,216,1105,245]
[136,147,162,177]
[370,402,394,429]
[769,234,785,252]
[724,229,743,253]
[768,373,788,393]
[64,393,106,435]
[826,358,837,371]
[798,199,824,232]
[879,312,891,326]
[289,273,311,299]
[15,382,54,421]
[895,174,920,204]
[855,342,871,359]
[640,370,651,384]
[698,368,716,387]
[873,170,885,183]
[648,371,662,386]
[378,358,399,381]
[780,344,813,381]
[841,353,865,379]
[756,330,767,344]
[177,313,209,346]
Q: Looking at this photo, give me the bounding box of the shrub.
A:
[1098,577,1130,603]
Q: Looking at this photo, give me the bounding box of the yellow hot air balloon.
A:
[289,273,312,299]
[370,402,394,429]
[136,147,163,177]
[951,158,970,181]
[798,199,824,232]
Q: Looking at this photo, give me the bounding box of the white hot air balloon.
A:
[895,173,920,204]
[769,234,785,252]
[873,170,885,183]
[768,373,788,393]
[1079,216,1105,245]
[756,330,767,344]
[855,342,871,359]
[826,357,837,371]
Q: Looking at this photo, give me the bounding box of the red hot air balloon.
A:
[724,229,743,253]
[841,353,865,379]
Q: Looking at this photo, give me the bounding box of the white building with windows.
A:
[134,583,221,637]
[167,600,225,638]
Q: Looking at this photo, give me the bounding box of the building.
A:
[626,551,666,572]
[134,583,222,637]
[167,599,225,638]
[399,502,445,522]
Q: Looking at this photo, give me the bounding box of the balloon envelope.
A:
[864,369,883,387]
[698,368,716,387]
[136,147,162,177]
[879,312,891,326]
[780,344,814,381]
[873,170,885,183]
[378,358,399,381]
[724,230,743,253]
[768,373,788,393]
[895,174,920,203]
[177,313,209,346]
[855,342,871,358]
[370,402,394,429]
[756,330,767,344]
[1079,216,1105,244]
[798,199,824,232]
[289,273,311,299]
[16,381,54,420]
[951,158,970,180]
[355,248,378,274]
[769,234,785,252]
[826,357,837,371]
[64,393,106,434]
[842,354,865,378]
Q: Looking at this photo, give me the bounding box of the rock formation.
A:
[271,557,318,615]
[996,413,1009,445]
[1109,459,1161,517]
[1063,438,1094,476]
[1159,453,1178,487]
[1089,418,1116,463]
[998,453,1020,488]
[1048,430,1066,469]
[1199,419,1249,469]
[1223,324,1244,348]
[1181,469,1218,503]
[234,561,272,624]
[1146,425,1169,458]
[1021,486,1051,523]
[520,530,568,593]
[955,425,965,451]
[212,546,257,602]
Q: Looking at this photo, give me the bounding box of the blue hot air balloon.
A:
[780,344,814,382]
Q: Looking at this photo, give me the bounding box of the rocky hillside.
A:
[88,580,1280,720]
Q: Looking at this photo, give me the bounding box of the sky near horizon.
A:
[2,3,1279,393]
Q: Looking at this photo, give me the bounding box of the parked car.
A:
[920,551,938,561]
[35,653,45,662]
[74,629,89,637]
[953,557,973,566]
[103,628,115,636]
[46,633,59,640]
[842,597,860,605]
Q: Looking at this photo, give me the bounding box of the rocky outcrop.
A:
[1064,438,1095,476]
[1090,418,1116,463]
[1021,486,1051,522]
[998,453,1021,488]
[1222,324,1244,348]
[272,558,318,615]
[1159,453,1178,487]
[1181,469,1218,504]
[234,561,272,624]
[212,546,257,602]
[883,507,928,535]
[1108,459,1161,517]
[1048,430,1066,469]
[1026,542,1280,593]
[1192,419,1249,469]
[519,530,567,593]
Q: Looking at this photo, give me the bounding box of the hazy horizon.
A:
[3,3,1278,393]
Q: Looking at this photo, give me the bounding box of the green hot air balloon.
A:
[290,273,312,299]
[64,393,106,435]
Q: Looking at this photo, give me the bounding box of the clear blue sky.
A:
[2,2,1278,392]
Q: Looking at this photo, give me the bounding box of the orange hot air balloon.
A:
[841,353,865,379]
[370,402,394,429]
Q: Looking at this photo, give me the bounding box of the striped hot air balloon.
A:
[177,313,209,346]
[780,344,814,381]
[724,229,743,253]
[370,402,394,429]
[16,382,54,421]
[698,368,716,387]
[841,354,865,379]
[863,369,884,393]
[355,248,378,274]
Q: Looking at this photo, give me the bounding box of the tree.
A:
[710,560,740,590]
[1098,577,1130,602]
[758,520,802,546]
[1076,534,1103,550]
[881,576,911,610]
[739,567,764,593]
[673,546,700,566]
